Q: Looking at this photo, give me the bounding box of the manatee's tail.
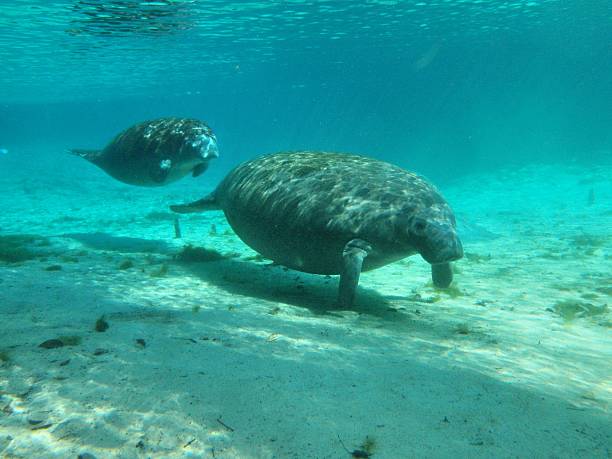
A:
[170,194,220,213]
[68,149,102,162]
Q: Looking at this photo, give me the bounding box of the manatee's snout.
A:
[434,230,463,263]
[192,133,219,160]
[420,222,463,264]
[406,207,463,264]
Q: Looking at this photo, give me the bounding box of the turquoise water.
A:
[0,2,611,458]
[1,1,611,180]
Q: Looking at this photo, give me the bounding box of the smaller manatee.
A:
[69,117,218,186]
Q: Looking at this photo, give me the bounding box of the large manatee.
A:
[172,151,463,307]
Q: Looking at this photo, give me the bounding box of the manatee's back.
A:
[218,151,444,241]
[104,119,176,163]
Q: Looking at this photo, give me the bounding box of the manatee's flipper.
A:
[338,239,372,308]
[68,149,103,163]
[170,193,221,213]
[431,262,453,288]
[192,163,209,177]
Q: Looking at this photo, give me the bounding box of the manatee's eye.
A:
[411,217,428,236]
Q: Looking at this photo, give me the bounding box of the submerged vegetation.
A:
[568,233,609,256]
[150,263,169,277]
[0,234,53,263]
[570,233,608,248]
[434,284,465,298]
[551,300,609,322]
[464,252,491,263]
[338,435,376,458]
[359,436,376,456]
[0,350,10,364]
[38,335,82,349]
[95,315,109,332]
[455,322,471,335]
[44,264,62,271]
[118,259,134,270]
[58,335,82,346]
[176,244,227,263]
[595,285,612,296]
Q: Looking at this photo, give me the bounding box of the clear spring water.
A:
[0,2,610,458]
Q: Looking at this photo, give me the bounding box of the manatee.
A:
[70,117,218,186]
[171,151,463,307]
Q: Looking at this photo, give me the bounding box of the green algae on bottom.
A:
[359,436,376,456]
[118,259,134,270]
[0,350,10,364]
[595,285,612,296]
[407,293,440,304]
[176,244,227,263]
[150,263,169,277]
[44,264,62,271]
[338,434,376,458]
[0,234,52,263]
[580,292,599,300]
[464,252,491,263]
[95,315,109,332]
[552,300,609,322]
[570,233,609,249]
[434,284,465,298]
[58,335,82,346]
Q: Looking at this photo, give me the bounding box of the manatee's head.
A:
[403,203,463,265]
[179,120,219,163]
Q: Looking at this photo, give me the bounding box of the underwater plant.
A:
[434,284,464,298]
[176,244,226,262]
[150,263,169,277]
[44,264,62,271]
[119,259,134,270]
[551,300,608,322]
[59,335,82,346]
[569,233,608,251]
[338,435,376,458]
[0,234,52,263]
[0,350,10,364]
[95,315,109,332]
[595,285,612,296]
[455,323,471,335]
[464,252,491,263]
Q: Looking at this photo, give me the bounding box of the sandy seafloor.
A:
[0,149,610,459]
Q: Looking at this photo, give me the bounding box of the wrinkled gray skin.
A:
[172,151,463,307]
[70,117,218,186]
